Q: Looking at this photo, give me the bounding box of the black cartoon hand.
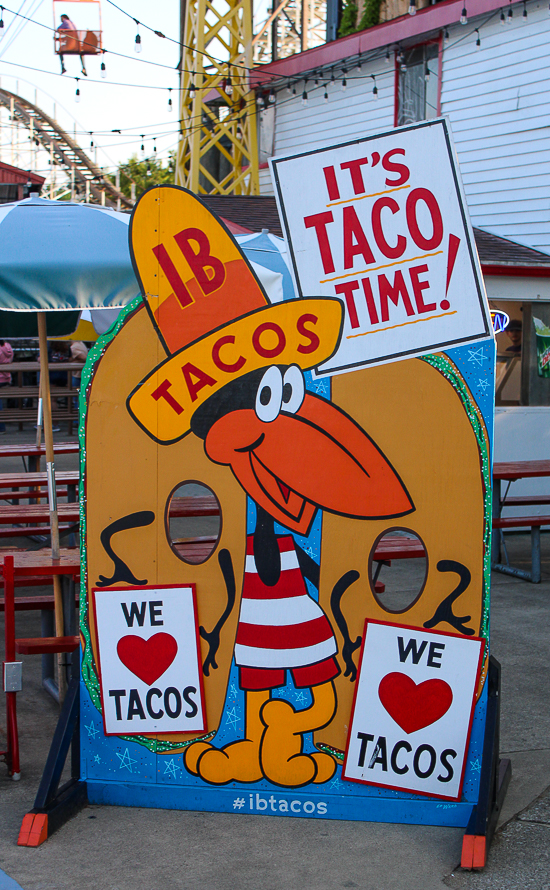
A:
[199,548,236,676]
[331,570,362,681]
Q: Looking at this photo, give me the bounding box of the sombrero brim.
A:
[127,297,343,444]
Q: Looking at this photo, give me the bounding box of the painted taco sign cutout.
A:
[80,170,494,821]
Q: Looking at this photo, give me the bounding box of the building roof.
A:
[201,195,550,276]
[251,0,508,86]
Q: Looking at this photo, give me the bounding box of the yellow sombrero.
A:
[127,186,343,444]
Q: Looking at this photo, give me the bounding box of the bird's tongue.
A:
[276,478,291,503]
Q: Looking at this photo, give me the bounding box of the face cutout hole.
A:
[166,481,221,565]
[369,528,428,613]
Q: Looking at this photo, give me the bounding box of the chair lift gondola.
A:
[53,0,102,76]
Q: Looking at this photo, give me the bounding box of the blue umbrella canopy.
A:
[0,195,139,313]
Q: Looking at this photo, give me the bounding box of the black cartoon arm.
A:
[331,570,362,681]
[423,559,475,635]
[96,511,155,587]
[199,548,236,676]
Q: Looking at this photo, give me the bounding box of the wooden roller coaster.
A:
[0,88,132,209]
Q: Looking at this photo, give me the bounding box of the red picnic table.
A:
[0,441,79,473]
[492,459,550,582]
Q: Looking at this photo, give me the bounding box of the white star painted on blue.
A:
[225,706,240,729]
[116,748,138,773]
[314,380,328,395]
[229,683,239,697]
[469,757,482,774]
[84,720,99,740]
[295,691,308,705]
[468,347,488,367]
[330,776,344,790]
[304,546,316,559]
[93,754,101,764]
[477,378,490,392]
[163,758,182,779]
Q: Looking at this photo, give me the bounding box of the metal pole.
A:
[37,313,66,703]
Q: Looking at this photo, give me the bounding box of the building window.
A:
[492,300,550,406]
[397,43,439,127]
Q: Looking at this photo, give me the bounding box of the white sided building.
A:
[249,0,550,495]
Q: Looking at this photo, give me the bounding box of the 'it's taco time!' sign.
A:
[270,118,493,376]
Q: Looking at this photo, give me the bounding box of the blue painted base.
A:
[86,780,474,827]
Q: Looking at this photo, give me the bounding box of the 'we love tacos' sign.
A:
[343,621,484,799]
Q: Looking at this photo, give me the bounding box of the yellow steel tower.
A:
[176,0,259,195]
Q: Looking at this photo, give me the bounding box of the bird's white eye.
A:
[281,365,305,415]
[255,366,283,423]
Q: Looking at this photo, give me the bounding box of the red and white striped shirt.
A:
[234,535,337,670]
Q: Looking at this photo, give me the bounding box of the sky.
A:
[0,0,182,181]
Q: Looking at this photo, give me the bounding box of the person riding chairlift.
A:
[57,14,87,77]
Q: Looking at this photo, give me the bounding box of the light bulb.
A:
[135,33,142,52]
[408,0,416,14]
[301,90,308,105]
[385,49,391,62]
[225,77,233,96]
[444,27,450,41]
[522,2,527,21]
[168,97,173,112]
[373,84,378,98]
[75,88,80,103]
[257,93,265,109]
[341,77,347,91]
[507,6,513,21]
[268,89,276,104]
[100,61,106,78]
[460,6,468,23]
[323,89,328,102]
[189,82,196,100]
[475,29,481,48]
[424,64,430,81]
[500,8,506,23]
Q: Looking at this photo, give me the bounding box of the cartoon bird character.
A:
[127,186,414,787]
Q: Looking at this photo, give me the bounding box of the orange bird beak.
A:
[205,392,414,536]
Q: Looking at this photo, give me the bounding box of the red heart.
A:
[117,633,178,686]
[378,672,453,734]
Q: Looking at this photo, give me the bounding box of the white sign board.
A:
[343,621,484,800]
[270,119,493,376]
[93,585,206,735]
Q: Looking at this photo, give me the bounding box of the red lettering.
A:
[151,379,184,415]
[152,244,193,309]
[181,362,217,402]
[297,314,321,354]
[335,280,361,329]
[323,166,340,201]
[371,197,407,259]
[212,335,246,373]
[304,211,335,274]
[378,271,415,322]
[382,148,410,187]
[340,157,369,195]
[406,188,444,251]
[361,277,379,325]
[409,264,436,313]
[252,322,286,358]
[173,227,225,296]
[343,206,375,269]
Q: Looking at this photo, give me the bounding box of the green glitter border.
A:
[79,325,492,753]
[420,352,492,651]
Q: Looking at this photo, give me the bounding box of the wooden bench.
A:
[0,442,79,473]
[492,515,550,583]
[0,593,79,611]
[15,636,80,655]
[0,502,79,540]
